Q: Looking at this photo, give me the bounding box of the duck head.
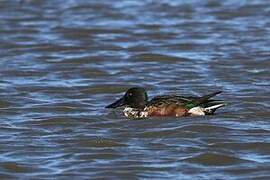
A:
[106,87,148,109]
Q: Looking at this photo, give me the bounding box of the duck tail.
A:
[196,91,222,105]
[205,103,226,114]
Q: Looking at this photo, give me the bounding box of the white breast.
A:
[123,107,149,118]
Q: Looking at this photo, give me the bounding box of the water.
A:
[1,0,270,179]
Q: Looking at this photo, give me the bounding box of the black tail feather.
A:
[195,91,222,106]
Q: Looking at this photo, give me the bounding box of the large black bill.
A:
[105,97,126,108]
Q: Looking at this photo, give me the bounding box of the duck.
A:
[105,87,225,119]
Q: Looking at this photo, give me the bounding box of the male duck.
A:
[106,87,225,119]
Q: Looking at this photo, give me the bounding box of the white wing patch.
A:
[188,103,226,116]
[188,107,206,116]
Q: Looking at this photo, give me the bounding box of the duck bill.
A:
[106,97,126,108]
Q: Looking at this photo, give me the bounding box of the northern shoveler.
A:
[106,87,225,119]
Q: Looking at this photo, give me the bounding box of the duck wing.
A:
[148,91,223,109]
[147,95,193,107]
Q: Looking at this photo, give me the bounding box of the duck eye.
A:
[129,93,133,96]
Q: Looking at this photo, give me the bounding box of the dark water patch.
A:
[15,85,77,94]
[132,53,191,62]
[0,173,15,179]
[224,164,270,179]
[24,117,87,127]
[0,162,34,173]
[76,152,122,161]
[184,152,251,166]
[1,69,48,78]
[163,42,209,51]
[56,137,126,149]
[179,124,233,133]
[79,68,109,78]
[75,138,126,148]
[0,99,14,109]
[22,103,89,114]
[138,129,177,138]
[245,128,270,135]
[57,27,129,36]
[208,142,270,154]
